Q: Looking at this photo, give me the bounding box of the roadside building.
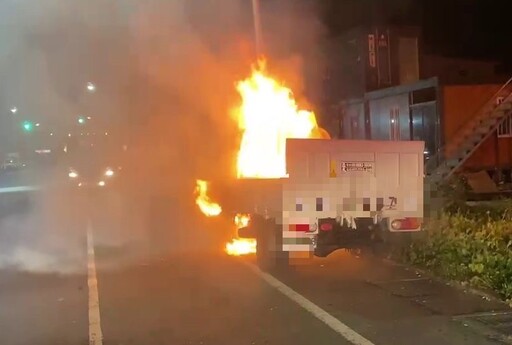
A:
[321,25,511,181]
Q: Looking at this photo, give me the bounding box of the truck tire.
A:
[255,217,289,271]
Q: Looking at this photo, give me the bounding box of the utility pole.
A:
[251,0,263,56]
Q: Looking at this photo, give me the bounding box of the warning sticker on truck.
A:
[341,161,374,173]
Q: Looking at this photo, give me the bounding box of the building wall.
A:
[442,84,501,139]
[442,84,512,170]
[338,79,439,152]
[335,81,512,172]
[463,135,512,170]
[422,55,503,85]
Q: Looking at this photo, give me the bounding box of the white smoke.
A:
[0,0,327,273]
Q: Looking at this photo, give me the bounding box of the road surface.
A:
[0,187,511,345]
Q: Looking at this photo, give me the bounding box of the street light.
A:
[252,0,263,56]
[87,82,96,93]
[10,107,17,114]
[78,116,86,124]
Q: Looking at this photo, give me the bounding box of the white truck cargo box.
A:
[281,139,424,251]
[222,138,425,256]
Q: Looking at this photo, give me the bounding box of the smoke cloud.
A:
[0,0,328,272]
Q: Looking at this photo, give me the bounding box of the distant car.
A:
[1,157,26,171]
[67,164,121,189]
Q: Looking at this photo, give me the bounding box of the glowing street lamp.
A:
[10,107,17,114]
[87,82,96,93]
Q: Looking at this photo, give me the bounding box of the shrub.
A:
[402,210,512,301]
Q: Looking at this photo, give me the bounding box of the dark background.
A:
[320,0,511,66]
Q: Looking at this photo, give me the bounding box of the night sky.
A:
[321,0,512,68]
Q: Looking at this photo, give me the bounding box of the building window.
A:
[390,107,400,140]
[498,114,512,138]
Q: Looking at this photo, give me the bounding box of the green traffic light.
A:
[22,121,33,132]
[78,117,85,124]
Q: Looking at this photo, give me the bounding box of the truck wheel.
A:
[256,218,289,271]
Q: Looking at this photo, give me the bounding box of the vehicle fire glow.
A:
[195,58,327,256]
[234,59,329,179]
[195,180,222,217]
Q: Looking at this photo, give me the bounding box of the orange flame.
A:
[195,180,222,217]
[226,238,257,256]
[234,59,329,179]
[225,214,256,256]
[235,213,250,228]
[195,58,329,256]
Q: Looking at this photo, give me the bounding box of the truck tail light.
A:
[391,217,421,231]
[289,224,310,232]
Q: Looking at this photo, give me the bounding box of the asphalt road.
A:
[0,188,511,345]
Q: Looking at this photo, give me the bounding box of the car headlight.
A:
[68,170,78,178]
[105,168,114,177]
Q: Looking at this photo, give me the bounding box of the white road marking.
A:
[0,185,41,193]
[87,221,103,345]
[244,262,376,345]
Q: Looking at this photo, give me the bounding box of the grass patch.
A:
[399,199,512,301]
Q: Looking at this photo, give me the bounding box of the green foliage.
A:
[402,209,512,300]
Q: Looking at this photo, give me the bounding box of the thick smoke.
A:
[0,0,327,272]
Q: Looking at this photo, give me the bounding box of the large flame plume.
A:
[195,58,328,256]
[234,59,329,179]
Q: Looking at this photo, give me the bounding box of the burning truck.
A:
[195,59,424,269]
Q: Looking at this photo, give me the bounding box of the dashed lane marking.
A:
[87,220,103,345]
[244,262,376,345]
